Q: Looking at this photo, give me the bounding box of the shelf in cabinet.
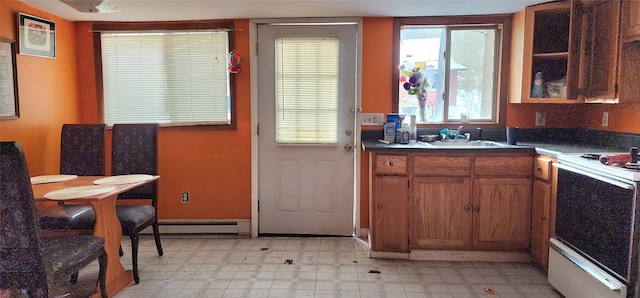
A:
[532,52,569,59]
[523,97,581,104]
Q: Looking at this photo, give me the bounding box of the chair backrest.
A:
[111,124,159,203]
[0,141,49,295]
[60,124,107,176]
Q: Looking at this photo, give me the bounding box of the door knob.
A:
[344,143,353,152]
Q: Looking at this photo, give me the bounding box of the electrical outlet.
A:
[535,112,546,127]
[602,112,609,127]
[181,191,189,203]
[361,113,385,125]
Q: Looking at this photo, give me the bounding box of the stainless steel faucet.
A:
[455,126,463,139]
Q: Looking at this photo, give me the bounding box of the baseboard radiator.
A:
[140,219,250,236]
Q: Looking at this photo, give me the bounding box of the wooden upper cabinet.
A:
[578,0,621,103]
[510,0,583,103]
[622,0,640,42]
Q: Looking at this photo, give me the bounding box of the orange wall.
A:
[3,1,640,227]
[507,103,640,132]
[360,18,394,227]
[0,0,80,175]
[73,20,253,220]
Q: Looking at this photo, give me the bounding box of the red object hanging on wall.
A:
[228,50,241,74]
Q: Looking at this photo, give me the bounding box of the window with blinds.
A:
[100,29,232,126]
[275,37,339,144]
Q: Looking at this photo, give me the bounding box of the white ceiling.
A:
[21,0,553,22]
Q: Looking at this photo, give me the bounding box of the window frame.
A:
[92,21,237,129]
[392,15,511,128]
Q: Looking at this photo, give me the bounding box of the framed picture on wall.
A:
[18,13,56,59]
[0,39,20,119]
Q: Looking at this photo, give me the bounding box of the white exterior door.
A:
[257,23,357,235]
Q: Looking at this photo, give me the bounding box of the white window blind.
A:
[101,31,230,125]
[275,37,339,144]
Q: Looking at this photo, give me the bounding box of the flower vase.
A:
[417,94,427,123]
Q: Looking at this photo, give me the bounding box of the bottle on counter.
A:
[409,115,417,142]
[631,147,639,164]
[400,124,410,144]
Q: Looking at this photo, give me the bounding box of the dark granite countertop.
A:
[515,142,624,157]
[361,128,640,157]
[362,140,535,154]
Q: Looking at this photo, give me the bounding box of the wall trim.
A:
[140,219,250,236]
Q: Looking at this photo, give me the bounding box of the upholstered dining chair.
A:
[38,123,163,284]
[0,141,108,298]
[111,123,163,283]
[38,124,107,231]
[60,124,107,176]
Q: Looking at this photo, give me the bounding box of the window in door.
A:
[394,16,510,126]
[275,37,339,144]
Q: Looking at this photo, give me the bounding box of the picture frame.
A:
[18,13,56,59]
[0,38,20,119]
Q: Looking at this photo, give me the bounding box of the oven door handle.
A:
[555,163,636,190]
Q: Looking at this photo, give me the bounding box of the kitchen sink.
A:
[420,140,508,148]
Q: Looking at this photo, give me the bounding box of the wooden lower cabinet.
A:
[473,177,532,251]
[411,176,472,249]
[369,152,533,256]
[531,179,551,268]
[371,175,409,252]
[530,155,556,269]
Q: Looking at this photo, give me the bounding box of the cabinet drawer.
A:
[534,156,552,181]
[374,154,408,175]
[413,155,472,176]
[474,155,533,176]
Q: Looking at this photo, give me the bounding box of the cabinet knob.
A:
[377,204,383,209]
[537,166,542,171]
[542,215,547,220]
[474,207,480,212]
[388,161,394,167]
[464,206,470,210]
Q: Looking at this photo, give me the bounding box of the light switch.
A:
[361,113,384,125]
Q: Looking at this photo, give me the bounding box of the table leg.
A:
[89,195,133,297]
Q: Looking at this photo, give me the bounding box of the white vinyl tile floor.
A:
[73,235,564,298]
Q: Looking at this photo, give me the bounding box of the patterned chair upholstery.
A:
[54,124,164,284]
[111,123,164,284]
[60,124,107,176]
[0,141,108,298]
[38,124,107,231]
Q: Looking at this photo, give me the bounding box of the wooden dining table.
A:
[32,175,160,297]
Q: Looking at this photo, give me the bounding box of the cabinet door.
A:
[473,177,532,250]
[510,0,583,103]
[622,0,640,42]
[372,176,409,252]
[531,179,551,269]
[580,0,621,102]
[411,177,472,249]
